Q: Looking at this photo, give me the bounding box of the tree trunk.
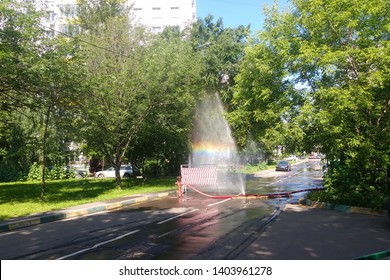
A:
[41,106,51,200]
[115,166,121,188]
[114,158,122,188]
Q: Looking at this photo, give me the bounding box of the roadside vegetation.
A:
[306,177,389,210]
[241,162,276,174]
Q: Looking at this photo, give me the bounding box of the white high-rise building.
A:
[36,0,78,35]
[131,0,196,32]
[33,0,196,34]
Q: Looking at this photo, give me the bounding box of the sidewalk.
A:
[0,190,177,233]
[234,203,390,260]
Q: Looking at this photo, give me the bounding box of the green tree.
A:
[29,36,85,198]
[229,38,305,158]
[76,0,130,33]
[128,37,204,176]
[78,7,203,186]
[189,15,250,104]
[1,0,35,180]
[233,0,390,207]
[288,0,389,207]
[1,1,85,196]
[0,0,43,120]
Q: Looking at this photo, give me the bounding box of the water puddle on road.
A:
[152,203,272,260]
[76,198,274,260]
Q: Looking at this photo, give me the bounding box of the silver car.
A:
[95,165,133,178]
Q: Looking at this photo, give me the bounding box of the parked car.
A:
[95,165,134,178]
[275,160,292,172]
[284,155,297,161]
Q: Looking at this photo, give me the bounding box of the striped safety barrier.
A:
[180,165,217,186]
[177,165,218,197]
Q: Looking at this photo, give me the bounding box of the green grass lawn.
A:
[0,177,176,221]
[240,162,276,174]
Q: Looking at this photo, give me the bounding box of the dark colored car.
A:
[275,160,291,172]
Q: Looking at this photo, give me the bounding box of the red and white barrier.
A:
[180,165,217,185]
[177,165,218,197]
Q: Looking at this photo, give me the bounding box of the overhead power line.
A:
[39,24,131,58]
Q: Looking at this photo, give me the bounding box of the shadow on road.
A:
[234,204,390,260]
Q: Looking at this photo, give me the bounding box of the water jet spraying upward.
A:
[188,93,245,195]
[176,93,323,200]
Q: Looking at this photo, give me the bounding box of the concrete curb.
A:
[301,198,388,217]
[0,190,177,233]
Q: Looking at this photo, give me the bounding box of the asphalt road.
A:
[0,193,275,260]
[4,160,384,260]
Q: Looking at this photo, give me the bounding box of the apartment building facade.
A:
[131,0,196,32]
[34,0,196,34]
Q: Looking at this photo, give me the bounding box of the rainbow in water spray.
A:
[189,93,245,195]
[191,142,235,165]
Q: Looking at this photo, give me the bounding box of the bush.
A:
[27,163,76,181]
[27,162,42,181]
[242,162,269,174]
[141,159,176,177]
[307,187,388,210]
[308,163,390,210]
[47,165,69,180]
[0,164,21,182]
[142,160,162,177]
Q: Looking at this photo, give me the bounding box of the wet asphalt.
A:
[233,203,390,260]
[1,159,389,260]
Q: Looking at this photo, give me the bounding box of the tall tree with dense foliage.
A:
[1,0,38,181]
[30,36,85,198]
[232,0,390,208]
[77,2,203,186]
[125,30,204,176]
[189,15,250,104]
[0,0,42,103]
[1,1,85,199]
[229,38,305,158]
[76,0,130,33]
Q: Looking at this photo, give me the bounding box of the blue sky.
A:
[196,0,290,31]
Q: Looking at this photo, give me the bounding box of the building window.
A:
[59,4,76,17]
[50,11,56,21]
